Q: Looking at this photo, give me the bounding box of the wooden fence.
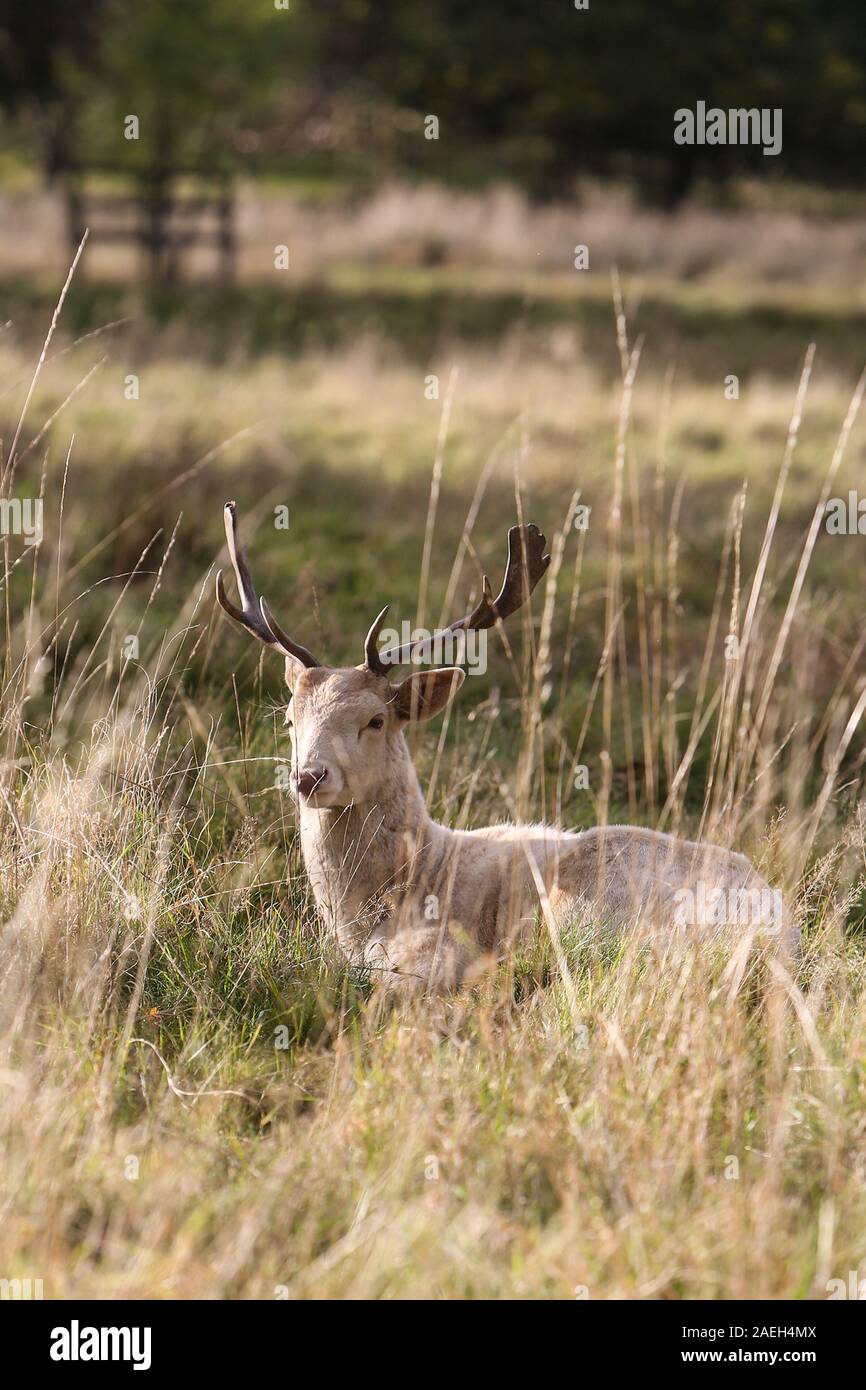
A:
[62,165,236,282]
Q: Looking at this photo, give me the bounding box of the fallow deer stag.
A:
[216,501,794,992]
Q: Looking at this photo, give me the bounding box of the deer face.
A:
[286,667,391,809]
[285,665,466,810]
[215,500,548,810]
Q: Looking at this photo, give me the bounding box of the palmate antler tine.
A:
[216,501,320,668]
[373,523,550,669]
[453,523,550,631]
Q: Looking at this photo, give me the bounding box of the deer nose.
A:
[296,766,327,799]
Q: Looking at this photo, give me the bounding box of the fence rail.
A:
[62,165,236,282]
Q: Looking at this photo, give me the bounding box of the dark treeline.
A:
[1,0,864,201]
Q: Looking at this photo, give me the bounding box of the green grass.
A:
[5,262,866,378]
[1,244,866,1298]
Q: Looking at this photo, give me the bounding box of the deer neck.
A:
[298,735,440,953]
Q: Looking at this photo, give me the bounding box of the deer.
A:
[216,501,795,993]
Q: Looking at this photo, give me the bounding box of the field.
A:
[1,183,866,1299]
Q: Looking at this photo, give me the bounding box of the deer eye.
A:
[364,715,385,733]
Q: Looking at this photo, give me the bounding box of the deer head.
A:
[216,501,549,809]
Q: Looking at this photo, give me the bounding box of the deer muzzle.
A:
[295,766,329,800]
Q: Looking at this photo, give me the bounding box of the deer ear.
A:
[283,654,305,691]
[394,667,466,722]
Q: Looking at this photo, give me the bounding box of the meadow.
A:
[1,182,865,1299]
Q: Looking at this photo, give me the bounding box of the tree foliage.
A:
[2,0,865,198]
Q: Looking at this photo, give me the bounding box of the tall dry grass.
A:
[0,261,865,1300]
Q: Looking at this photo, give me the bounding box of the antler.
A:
[367,523,550,674]
[215,501,320,668]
